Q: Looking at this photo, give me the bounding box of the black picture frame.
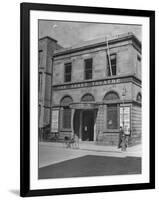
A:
[20,2,155,197]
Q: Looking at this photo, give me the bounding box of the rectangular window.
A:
[107,54,117,76]
[107,104,118,129]
[64,63,72,82]
[84,58,93,80]
[62,107,71,129]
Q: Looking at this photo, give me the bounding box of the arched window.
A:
[60,96,73,129]
[103,91,119,130]
[136,92,142,102]
[81,93,95,102]
[103,91,119,101]
[61,96,73,106]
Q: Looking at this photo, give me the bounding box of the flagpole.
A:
[106,36,112,76]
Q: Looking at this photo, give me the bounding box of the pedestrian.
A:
[73,134,79,149]
[118,126,123,148]
[121,131,127,151]
[64,136,70,148]
[124,128,130,148]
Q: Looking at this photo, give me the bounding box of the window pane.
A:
[81,94,95,102]
[85,58,92,80]
[65,74,71,82]
[65,63,72,73]
[107,54,116,76]
[107,105,118,129]
[64,63,72,82]
[61,96,73,106]
[112,65,116,76]
[62,108,71,129]
[85,58,92,68]
[104,92,119,101]
[85,71,92,80]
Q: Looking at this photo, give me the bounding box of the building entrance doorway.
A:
[82,110,94,141]
[73,109,96,141]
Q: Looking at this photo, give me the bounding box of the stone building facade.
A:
[38,36,62,140]
[39,33,142,146]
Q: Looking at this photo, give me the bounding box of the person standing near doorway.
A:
[118,126,123,148]
[121,130,127,151]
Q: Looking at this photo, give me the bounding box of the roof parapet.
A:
[54,32,141,57]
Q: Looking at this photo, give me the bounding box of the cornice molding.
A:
[53,33,141,57]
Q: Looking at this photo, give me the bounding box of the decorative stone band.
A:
[52,75,141,91]
[51,100,141,109]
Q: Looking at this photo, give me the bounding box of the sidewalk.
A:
[79,142,141,156]
[39,141,142,167]
[40,141,141,156]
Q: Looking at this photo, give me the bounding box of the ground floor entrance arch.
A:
[73,109,96,141]
[82,110,94,141]
[70,102,98,142]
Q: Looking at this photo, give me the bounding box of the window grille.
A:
[84,58,93,80]
[64,63,72,82]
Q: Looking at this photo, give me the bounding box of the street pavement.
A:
[39,142,141,168]
[39,155,141,179]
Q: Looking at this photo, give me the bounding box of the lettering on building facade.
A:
[52,76,140,90]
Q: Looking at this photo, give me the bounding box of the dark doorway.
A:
[82,110,94,141]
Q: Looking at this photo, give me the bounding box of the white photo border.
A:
[30,10,150,190]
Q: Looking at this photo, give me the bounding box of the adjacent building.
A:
[39,32,142,146]
[38,36,62,140]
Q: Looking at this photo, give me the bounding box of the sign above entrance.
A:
[70,102,98,109]
[52,76,141,91]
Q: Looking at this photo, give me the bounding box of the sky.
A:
[39,20,141,48]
